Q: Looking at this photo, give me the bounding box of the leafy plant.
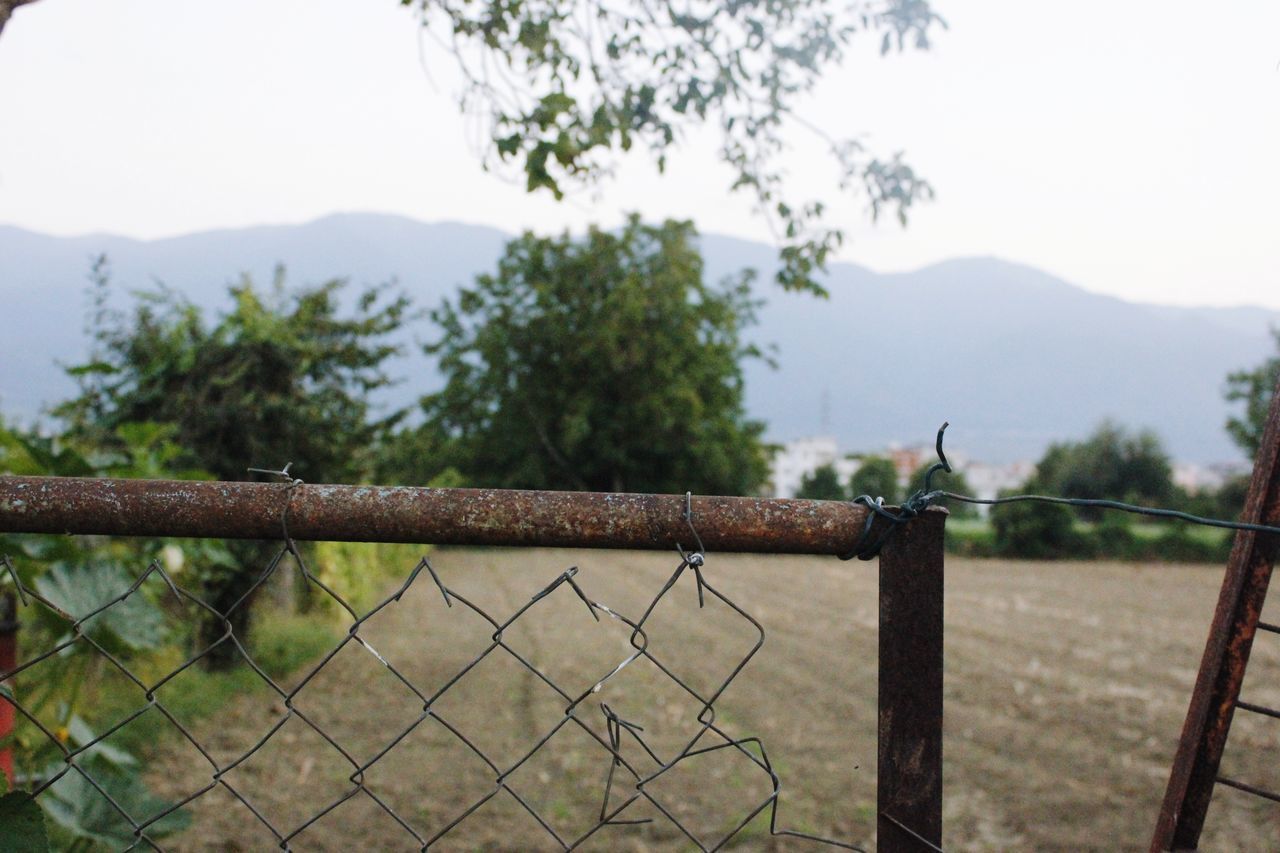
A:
[400,0,943,293]
[796,464,846,501]
[54,264,409,665]
[0,765,48,853]
[422,216,770,494]
[1225,328,1280,460]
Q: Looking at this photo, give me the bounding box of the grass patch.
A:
[942,518,1231,562]
[103,611,341,757]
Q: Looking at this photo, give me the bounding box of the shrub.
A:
[992,498,1083,559]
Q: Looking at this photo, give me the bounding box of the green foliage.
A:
[310,542,438,616]
[94,613,341,760]
[1032,421,1175,520]
[987,422,1188,558]
[848,455,899,505]
[1092,512,1137,556]
[941,518,996,557]
[0,416,346,850]
[40,757,190,848]
[991,496,1081,560]
[402,0,942,293]
[58,262,409,484]
[962,512,1231,563]
[422,216,769,494]
[0,768,48,853]
[1213,474,1251,521]
[32,561,168,654]
[1225,328,1280,459]
[0,789,48,853]
[54,262,410,665]
[1146,524,1230,563]
[796,464,846,501]
[245,611,342,675]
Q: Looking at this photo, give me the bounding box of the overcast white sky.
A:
[1,1,1277,308]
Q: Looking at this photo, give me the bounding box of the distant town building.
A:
[962,460,1037,513]
[770,436,1041,515]
[769,436,861,498]
[885,443,930,483]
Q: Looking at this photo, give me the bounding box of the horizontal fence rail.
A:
[0,476,882,554]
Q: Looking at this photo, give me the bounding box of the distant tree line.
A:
[794,412,1269,563]
[979,422,1251,561]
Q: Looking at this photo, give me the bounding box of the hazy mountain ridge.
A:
[2,215,1276,464]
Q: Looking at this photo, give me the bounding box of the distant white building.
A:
[769,436,862,498]
[771,436,1041,514]
[961,460,1037,515]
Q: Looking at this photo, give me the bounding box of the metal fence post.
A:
[877,506,946,852]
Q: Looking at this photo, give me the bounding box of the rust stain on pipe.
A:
[0,476,878,556]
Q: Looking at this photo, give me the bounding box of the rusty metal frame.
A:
[0,476,947,851]
[1152,376,1280,851]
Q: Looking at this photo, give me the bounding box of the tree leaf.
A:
[0,792,49,853]
[41,762,189,846]
[67,715,137,769]
[34,562,168,652]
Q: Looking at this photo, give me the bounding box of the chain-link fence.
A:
[0,479,945,851]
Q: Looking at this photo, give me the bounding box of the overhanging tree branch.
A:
[0,0,41,38]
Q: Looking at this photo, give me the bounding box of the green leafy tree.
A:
[796,463,847,501]
[848,455,899,504]
[990,494,1080,560]
[56,263,409,665]
[1032,421,1174,519]
[1225,329,1280,459]
[421,216,768,494]
[1,1,941,293]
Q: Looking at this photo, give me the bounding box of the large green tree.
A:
[420,216,769,494]
[1225,329,1280,459]
[57,263,409,664]
[1030,421,1174,518]
[796,463,846,501]
[848,455,899,505]
[1,1,941,293]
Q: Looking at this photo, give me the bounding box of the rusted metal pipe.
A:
[0,476,881,555]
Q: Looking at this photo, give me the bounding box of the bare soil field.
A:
[147,549,1280,851]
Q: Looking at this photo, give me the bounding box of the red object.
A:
[0,591,16,787]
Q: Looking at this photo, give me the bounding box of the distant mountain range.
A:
[2,213,1276,464]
